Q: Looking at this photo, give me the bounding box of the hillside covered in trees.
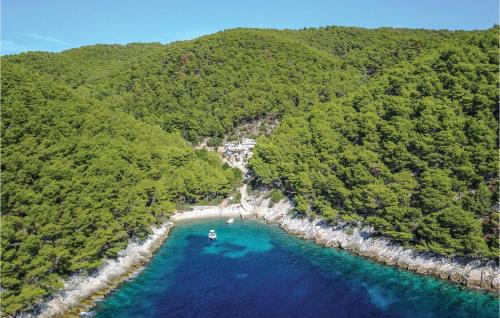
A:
[1,25,498,315]
[1,57,242,314]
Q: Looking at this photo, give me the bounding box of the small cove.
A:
[92,219,499,318]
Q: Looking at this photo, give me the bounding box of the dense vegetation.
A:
[1,25,498,315]
[1,62,241,314]
[250,27,499,258]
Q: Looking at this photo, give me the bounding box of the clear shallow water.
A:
[93,219,499,318]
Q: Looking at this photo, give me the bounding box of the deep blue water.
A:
[93,219,499,318]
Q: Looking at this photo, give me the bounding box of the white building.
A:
[221,139,256,162]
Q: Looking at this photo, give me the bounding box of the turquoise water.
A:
[93,219,499,318]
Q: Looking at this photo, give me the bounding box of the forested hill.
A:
[249,27,499,257]
[2,55,243,314]
[5,27,488,142]
[2,26,498,315]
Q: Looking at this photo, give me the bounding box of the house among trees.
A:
[221,139,256,162]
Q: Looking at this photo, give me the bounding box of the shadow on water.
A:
[93,220,499,318]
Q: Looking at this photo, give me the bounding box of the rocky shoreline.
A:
[30,222,174,318]
[248,192,499,293]
[27,186,498,317]
[218,129,500,294]
[30,200,253,318]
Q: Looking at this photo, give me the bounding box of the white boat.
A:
[208,229,217,240]
[226,218,234,224]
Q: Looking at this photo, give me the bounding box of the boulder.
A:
[465,268,482,288]
[326,241,339,248]
[449,272,464,284]
[491,274,500,290]
[439,271,451,280]
[315,237,328,246]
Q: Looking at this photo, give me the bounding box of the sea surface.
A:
[92,219,499,318]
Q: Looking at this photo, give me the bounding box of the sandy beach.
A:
[171,204,254,221]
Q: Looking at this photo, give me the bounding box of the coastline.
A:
[217,121,500,294]
[31,186,498,317]
[247,193,500,293]
[33,222,174,318]
[32,202,254,318]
